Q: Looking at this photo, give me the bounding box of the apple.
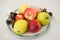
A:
[14,20,28,34]
[18,3,30,14]
[15,14,24,20]
[33,7,41,14]
[37,12,50,26]
[24,8,36,20]
[28,20,41,33]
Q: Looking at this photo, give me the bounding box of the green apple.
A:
[37,12,50,26]
[18,3,30,14]
[14,20,28,34]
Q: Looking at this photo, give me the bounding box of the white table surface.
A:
[0,0,60,40]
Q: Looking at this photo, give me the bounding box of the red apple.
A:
[28,20,42,33]
[33,7,41,14]
[15,14,24,20]
[24,8,36,20]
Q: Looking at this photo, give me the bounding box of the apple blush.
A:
[24,8,36,20]
[15,14,24,20]
[28,20,42,33]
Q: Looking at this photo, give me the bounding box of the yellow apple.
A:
[14,20,28,34]
[37,12,50,26]
[19,3,30,14]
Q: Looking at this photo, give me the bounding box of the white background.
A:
[0,0,60,40]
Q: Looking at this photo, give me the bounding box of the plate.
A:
[6,8,51,38]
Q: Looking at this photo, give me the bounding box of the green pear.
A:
[37,12,50,26]
[14,20,28,34]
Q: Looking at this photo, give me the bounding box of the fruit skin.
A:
[24,8,36,20]
[14,20,28,34]
[37,12,50,26]
[28,20,41,33]
[18,4,29,14]
[33,7,41,14]
[15,14,24,20]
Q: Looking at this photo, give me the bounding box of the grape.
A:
[48,12,53,16]
[43,8,47,12]
[10,12,13,15]
[10,14,15,19]
[12,24,14,28]
[13,13,17,17]
[6,19,11,25]
[10,12,17,20]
